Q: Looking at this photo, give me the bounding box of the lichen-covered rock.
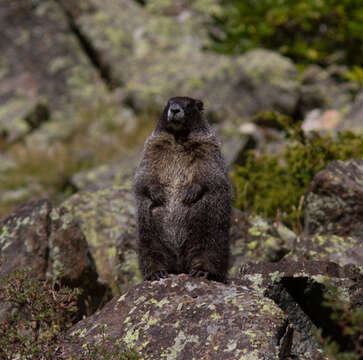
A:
[61,185,142,294]
[304,159,363,239]
[239,260,362,359]
[0,199,109,315]
[229,208,295,276]
[339,90,363,134]
[0,0,106,112]
[0,0,135,152]
[284,159,363,267]
[61,274,291,360]
[0,98,50,146]
[48,206,110,313]
[57,0,300,120]
[288,234,362,267]
[70,152,141,191]
[298,65,355,118]
[0,200,51,277]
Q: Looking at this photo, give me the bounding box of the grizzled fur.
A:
[133,97,231,282]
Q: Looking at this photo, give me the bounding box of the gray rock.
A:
[61,274,291,360]
[229,209,294,277]
[287,159,363,267]
[298,65,355,117]
[239,260,362,359]
[0,200,109,316]
[57,0,300,120]
[339,90,363,134]
[61,185,141,294]
[304,159,363,239]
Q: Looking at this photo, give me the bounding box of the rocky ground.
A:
[0,1,362,359]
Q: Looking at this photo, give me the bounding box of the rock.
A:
[57,0,300,120]
[229,209,294,276]
[0,0,136,151]
[286,159,363,267]
[0,0,107,112]
[48,206,111,314]
[304,159,363,239]
[339,90,363,134]
[239,260,362,358]
[0,199,109,316]
[0,98,50,148]
[288,234,363,267]
[298,65,354,118]
[61,185,141,294]
[0,200,51,278]
[70,152,141,191]
[61,274,291,360]
[302,109,342,133]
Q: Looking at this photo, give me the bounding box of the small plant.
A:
[70,324,140,360]
[316,286,363,360]
[232,115,363,232]
[0,268,81,360]
[0,267,140,359]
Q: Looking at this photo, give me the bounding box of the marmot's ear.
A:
[195,99,204,112]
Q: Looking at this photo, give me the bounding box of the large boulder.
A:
[61,274,292,359]
[0,0,108,120]
[298,65,355,118]
[57,0,300,120]
[229,209,295,276]
[0,200,109,316]
[70,152,140,191]
[61,185,141,294]
[286,159,363,267]
[339,90,363,134]
[239,260,362,359]
[304,158,363,238]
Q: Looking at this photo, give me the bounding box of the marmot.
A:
[134,97,231,283]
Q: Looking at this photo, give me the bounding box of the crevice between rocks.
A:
[53,0,122,90]
[266,277,355,355]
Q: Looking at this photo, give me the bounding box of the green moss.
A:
[233,116,363,232]
[209,0,363,67]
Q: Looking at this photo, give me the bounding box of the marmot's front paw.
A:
[183,184,205,205]
[148,185,165,206]
[146,270,169,281]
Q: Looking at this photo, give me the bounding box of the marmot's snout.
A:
[168,103,184,122]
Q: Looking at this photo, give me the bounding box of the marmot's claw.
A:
[148,270,169,281]
[189,270,209,279]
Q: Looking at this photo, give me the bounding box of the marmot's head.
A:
[157,97,206,136]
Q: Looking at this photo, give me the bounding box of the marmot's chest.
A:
[157,146,198,193]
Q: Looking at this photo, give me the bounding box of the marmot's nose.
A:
[170,104,181,114]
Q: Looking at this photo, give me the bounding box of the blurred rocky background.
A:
[0,0,362,359]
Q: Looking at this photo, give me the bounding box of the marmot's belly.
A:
[160,188,190,249]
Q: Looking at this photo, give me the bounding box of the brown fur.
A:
[134,97,231,282]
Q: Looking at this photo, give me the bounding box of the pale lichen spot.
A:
[211,312,221,320]
[224,339,237,352]
[185,281,199,292]
[134,295,146,305]
[270,271,282,282]
[118,293,128,302]
[123,316,131,324]
[150,297,169,308]
[123,328,140,346]
[71,327,87,338]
